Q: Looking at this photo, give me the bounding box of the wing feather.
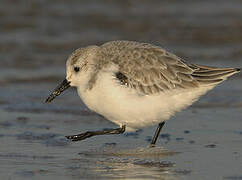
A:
[100,41,239,95]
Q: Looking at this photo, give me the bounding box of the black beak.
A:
[45,79,71,103]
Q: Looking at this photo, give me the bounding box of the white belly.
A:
[78,71,214,131]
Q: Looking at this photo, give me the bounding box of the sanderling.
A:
[45,40,240,146]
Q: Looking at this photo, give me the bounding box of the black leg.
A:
[150,122,165,146]
[66,125,126,142]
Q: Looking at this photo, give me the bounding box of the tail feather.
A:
[189,64,240,86]
[192,69,237,76]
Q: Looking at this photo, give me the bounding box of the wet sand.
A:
[1,0,242,179]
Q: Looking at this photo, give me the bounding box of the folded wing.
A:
[101,41,240,95]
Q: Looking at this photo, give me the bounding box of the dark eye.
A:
[74,66,80,72]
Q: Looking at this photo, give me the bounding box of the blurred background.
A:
[0,0,242,179]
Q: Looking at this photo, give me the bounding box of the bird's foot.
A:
[65,131,93,142]
[65,125,126,142]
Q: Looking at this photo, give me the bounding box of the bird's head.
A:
[45,45,99,103]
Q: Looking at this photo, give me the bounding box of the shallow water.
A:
[1,0,242,179]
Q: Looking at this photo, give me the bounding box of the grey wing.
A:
[111,46,199,95]
[101,41,239,95]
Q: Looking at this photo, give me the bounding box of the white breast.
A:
[77,68,215,131]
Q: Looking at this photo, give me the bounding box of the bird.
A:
[45,40,240,146]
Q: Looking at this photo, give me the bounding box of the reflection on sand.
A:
[77,146,178,179]
[79,146,178,158]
